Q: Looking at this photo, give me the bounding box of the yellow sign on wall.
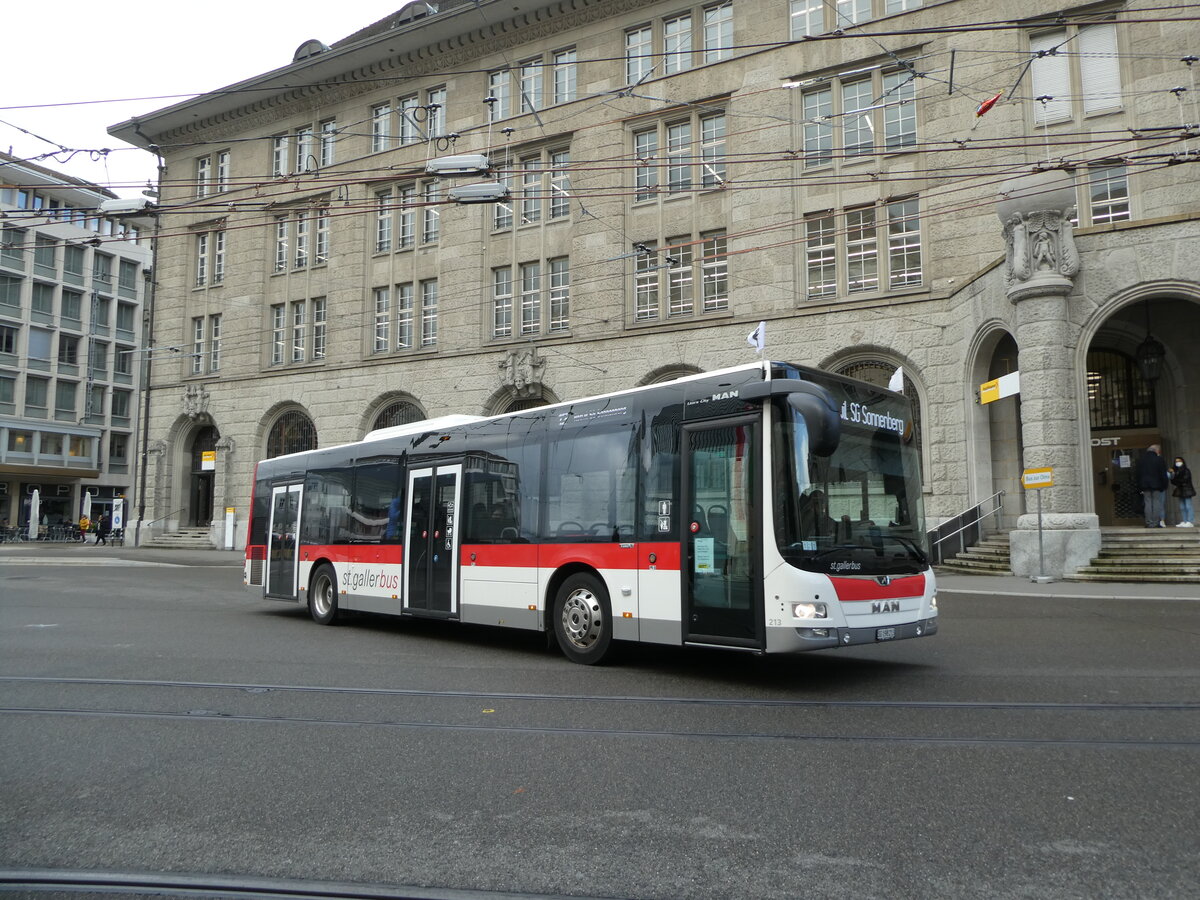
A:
[1022,467,1054,489]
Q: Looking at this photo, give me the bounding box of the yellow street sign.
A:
[1022,467,1054,489]
[980,371,1020,405]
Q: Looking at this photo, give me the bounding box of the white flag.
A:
[747,321,765,354]
[888,366,904,393]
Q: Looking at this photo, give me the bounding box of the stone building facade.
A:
[109,0,1200,574]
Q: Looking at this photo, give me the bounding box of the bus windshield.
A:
[772,397,928,576]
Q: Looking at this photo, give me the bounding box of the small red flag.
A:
[976,91,1003,117]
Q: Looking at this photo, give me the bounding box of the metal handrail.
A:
[139,506,189,529]
[927,491,1006,565]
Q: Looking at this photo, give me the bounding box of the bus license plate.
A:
[876,627,896,641]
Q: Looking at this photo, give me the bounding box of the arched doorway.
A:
[1085,293,1198,526]
[187,425,219,527]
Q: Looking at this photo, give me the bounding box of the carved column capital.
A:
[997,172,1081,303]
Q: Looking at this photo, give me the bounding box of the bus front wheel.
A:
[309,563,340,625]
[553,573,612,664]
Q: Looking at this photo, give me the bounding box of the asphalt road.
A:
[1,548,1197,899]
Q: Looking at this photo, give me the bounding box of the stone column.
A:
[997,172,1100,578]
[215,435,236,549]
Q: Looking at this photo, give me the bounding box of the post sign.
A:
[201,450,217,471]
[1022,467,1054,489]
[980,371,1020,404]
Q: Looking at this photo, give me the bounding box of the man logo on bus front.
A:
[876,575,892,586]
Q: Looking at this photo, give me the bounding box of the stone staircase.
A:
[1067,527,1200,584]
[138,527,214,550]
[936,532,1012,575]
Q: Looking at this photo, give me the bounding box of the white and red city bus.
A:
[245,362,937,664]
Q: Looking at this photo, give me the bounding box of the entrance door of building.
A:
[188,426,219,527]
[1092,433,1162,526]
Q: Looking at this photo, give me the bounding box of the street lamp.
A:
[1135,300,1164,383]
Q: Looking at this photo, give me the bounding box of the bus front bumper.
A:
[793,616,937,649]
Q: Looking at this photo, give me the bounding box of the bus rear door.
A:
[265,484,302,601]
[404,463,463,616]
[682,419,762,648]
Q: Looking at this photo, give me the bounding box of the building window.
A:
[266,410,317,458]
[803,198,923,300]
[626,25,653,85]
[700,232,728,311]
[802,67,916,167]
[117,303,136,335]
[110,433,129,463]
[270,304,285,365]
[520,157,542,224]
[426,86,447,138]
[312,299,326,360]
[373,400,423,430]
[375,191,393,253]
[375,284,417,353]
[58,334,80,366]
[0,324,17,356]
[196,234,209,286]
[702,1,733,63]
[294,211,309,268]
[399,95,421,145]
[371,103,391,152]
[295,126,315,173]
[25,375,48,416]
[420,279,438,348]
[291,301,306,362]
[422,182,440,243]
[210,314,223,371]
[520,262,541,335]
[196,156,211,198]
[273,217,288,273]
[790,0,825,38]
[112,389,131,421]
[489,71,512,121]
[216,150,231,190]
[493,268,513,338]
[633,234,727,320]
[548,257,570,332]
[633,110,726,198]
[55,380,77,419]
[549,150,571,219]
[519,58,543,113]
[319,120,337,167]
[314,209,329,263]
[192,317,205,375]
[1082,164,1130,225]
[271,135,289,176]
[1030,23,1121,125]
[664,14,693,74]
[553,48,577,104]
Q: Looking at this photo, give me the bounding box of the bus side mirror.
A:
[788,392,840,458]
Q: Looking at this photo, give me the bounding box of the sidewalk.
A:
[935,571,1200,602]
[0,540,242,568]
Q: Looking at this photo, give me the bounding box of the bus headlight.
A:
[793,602,827,620]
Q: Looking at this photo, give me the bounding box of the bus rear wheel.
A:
[309,563,340,625]
[553,573,612,665]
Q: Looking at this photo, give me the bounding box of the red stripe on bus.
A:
[461,542,682,571]
[829,574,927,602]
[300,544,404,564]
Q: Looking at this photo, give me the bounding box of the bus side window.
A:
[352,458,403,544]
[302,467,353,544]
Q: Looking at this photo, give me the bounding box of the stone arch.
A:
[638,363,702,386]
[361,392,427,437]
[1076,279,1200,523]
[821,346,930,487]
[260,403,318,459]
[965,321,1023,529]
[157,413,221,532]
[483,385,561,417]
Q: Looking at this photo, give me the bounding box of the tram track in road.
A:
[2,675,1198,749]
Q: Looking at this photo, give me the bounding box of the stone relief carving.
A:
[499,348,547,398]
[1002,208,1080,297]
[182,384,211,420]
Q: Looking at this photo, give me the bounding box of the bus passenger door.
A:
[265,484,302,600]
[682,419,762,648]
[404,464,462,616]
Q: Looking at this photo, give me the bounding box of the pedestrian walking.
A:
[97,513,112,546]
[1135,443,1170,528]
[78,515,91,542]
[1172,456,1196,527]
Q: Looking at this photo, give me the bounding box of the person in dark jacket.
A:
[1172,456,1195,527]
[96,513,112,546]
[1135,444,1170,527]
